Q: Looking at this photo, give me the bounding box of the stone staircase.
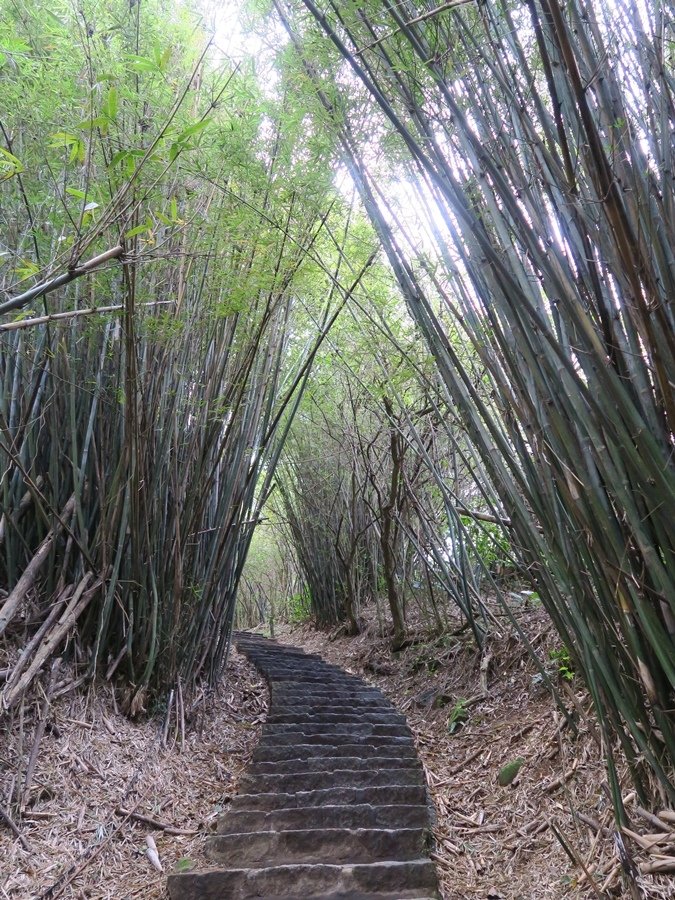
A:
[167,633,440,899]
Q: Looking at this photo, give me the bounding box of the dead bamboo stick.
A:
[0,494,76,638]
[2,573,97,708]
[22,658,61,807]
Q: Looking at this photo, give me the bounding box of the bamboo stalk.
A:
[0,495,77,638]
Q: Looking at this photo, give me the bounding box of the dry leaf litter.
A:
[0,647,267,899]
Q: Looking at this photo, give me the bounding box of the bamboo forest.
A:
[0,0,673,897]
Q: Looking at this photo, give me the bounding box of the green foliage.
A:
[446,698,470,734]
[549,646,575,682]
[459,516,511,573]
[498,758,525,787]
[288,589,312,624]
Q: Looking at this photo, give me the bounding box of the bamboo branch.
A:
[354,0,474,57]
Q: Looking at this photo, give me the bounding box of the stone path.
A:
[168,633,440,899]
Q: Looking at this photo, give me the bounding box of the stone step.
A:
[220,804,430,834]
[243,654,346,678]
[167,859,439,899]
[230,785,427,812]
[239,767,424,793]
[258,894,439,900]
[248,755,421,775]
[207,826,429,866]
[270,685,382,696]
[263,894,438,900]
[261,723,410,739]
[266,712,406,726]
[270,692,384,703]
[269,675,364,684]
[252,743,417,763]
[272,701,393,715]
[257,732,413,748]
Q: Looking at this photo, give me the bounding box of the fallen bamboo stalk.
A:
[0,494,76,638]
[634,805,672,833]
[639,857,675,875]
[6,586,72,689]
[22,658,61,807]
[0,801,32,851]
[115,807,199,836]
[2,573,97,708]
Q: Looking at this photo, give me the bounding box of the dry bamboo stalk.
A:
[6,586,72,689]
[21,658,61,807]
[0,244,124,315]
[0,802,32,851]
[0,494,76,638]
[115,807,198,836]
[2,573,96,708]
[639,858,675,874]
[161,689,174,748]
[177,676,185,752]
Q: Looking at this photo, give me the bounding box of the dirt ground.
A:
[0,648,267,899]
[272,601,675,900]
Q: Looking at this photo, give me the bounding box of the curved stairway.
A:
[168,633,440,899]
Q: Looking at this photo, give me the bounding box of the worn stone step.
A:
[248,755,421,775]
[272,701,393,715]
[261,723,410,740]
[270,686,384,698]
[167,859,439,899]
[252,742,417,762]
[250,661,330,668]
[207,826,430,866]
[239,767,424,793]
[220,803,430,834]
[266,711,406,726]
[268,674,364,684]
[266,894,438,900]
[230,785,427,812]
[257,732,413,749]
[269,696,383,706]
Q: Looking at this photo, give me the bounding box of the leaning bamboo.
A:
[0,495,76,638]
[2,573,96,708]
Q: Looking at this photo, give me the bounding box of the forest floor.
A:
[273,596,675,900]
[1,600,673,899]
[0,648,267,899]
